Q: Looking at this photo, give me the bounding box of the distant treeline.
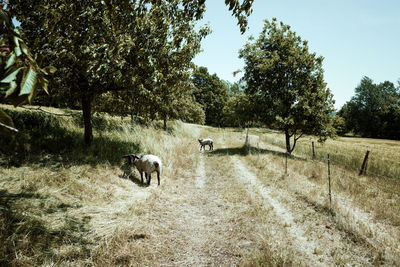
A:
[337,76,400,140]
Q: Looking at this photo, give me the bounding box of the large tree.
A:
[192,66,229,126]
[8,0,254,145]
[339,76,400,139]
[94,3,209,129]
[239,18,335,154]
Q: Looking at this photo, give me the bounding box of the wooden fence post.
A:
[328,154,332,207]
[312,141,316,159]
[359,150,370,175]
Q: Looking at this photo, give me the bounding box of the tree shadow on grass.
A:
[210,144,285,157]
[0,108,142,169]
[1,132,141,169]
[0,189,92,266]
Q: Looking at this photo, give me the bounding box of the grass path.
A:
[248,133,400,265]
[111,129,398,266]
[4,123,398,266]
[231,156,321,264]
[123,131,385,266]
[125,148,249,265]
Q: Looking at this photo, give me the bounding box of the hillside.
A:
[1,105,399,266]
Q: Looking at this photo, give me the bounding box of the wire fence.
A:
[258,135,400,182]
[243,131,400,224]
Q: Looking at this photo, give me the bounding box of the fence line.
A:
[259,137,399,182]
[244,131,399,181]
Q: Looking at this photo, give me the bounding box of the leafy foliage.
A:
[223,91,253,127]
[8,0,253,144]
[339,77,400,139]
[239,18,335,154]
[192,66,229,126]
[0,5,54,133]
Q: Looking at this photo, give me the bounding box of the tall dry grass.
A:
[240,128,400,225]
[257,130,400,180]
[223,128,399,265]
[0,104,200,266]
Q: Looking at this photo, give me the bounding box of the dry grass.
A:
[234,128,400,265]
[257,130,400,180]
[208,131,295,266]
[0,104,200,266]
[1,106,400,266]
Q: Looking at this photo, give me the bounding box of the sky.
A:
[193,0,400,110]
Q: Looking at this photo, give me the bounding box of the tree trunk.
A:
[285,129,291,155]
[163,116,167,131]
[82,94,93,146]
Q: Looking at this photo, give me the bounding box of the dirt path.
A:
[122,131,396,266]
[136,151,252,266]
[248,133,400,265]
[231,156,321,264]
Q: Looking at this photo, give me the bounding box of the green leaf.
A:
[38,77,49,94]
[13,36,22,57]
[20,42,29,55]
[0,67,22,83]
[19,68,37,97]
[5,81,17,97]
[5,53,16,69]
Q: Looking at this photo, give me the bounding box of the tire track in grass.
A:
[236,133,398,265]
[231,156,322,265]
[253,137,400,265]
[195,155,205,189]
[140,151,249,266]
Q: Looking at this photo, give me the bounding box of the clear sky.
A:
[193,0,400,110]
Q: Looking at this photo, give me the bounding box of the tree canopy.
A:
[239,18,335,154]
[6,0,254,144]
[192,66,229,126]
[339,77,400,139]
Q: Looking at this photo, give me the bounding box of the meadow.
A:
[256,129,400,180]
[0,104,399,266]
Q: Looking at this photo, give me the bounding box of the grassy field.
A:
[253,128,400,180]
[0,104,200,265]
[1,104,399,266]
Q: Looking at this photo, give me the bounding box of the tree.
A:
[192,66,229,126]
[222,92,253,127]
[331,115,346,136]
[93,3,209,129]
[339,76,400,139]
[9,1,203,144]
[239,18,335,154]
[8,0,254,145]
[0,4,54,134]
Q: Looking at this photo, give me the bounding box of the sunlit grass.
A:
[1,106,399,265]
[226,128,398,265]
[255,130,400,181]
[0,104,200,266]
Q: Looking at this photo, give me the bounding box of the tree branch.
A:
[294,133,304,142]
[0,121,18,132]
[290,131,304,153]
